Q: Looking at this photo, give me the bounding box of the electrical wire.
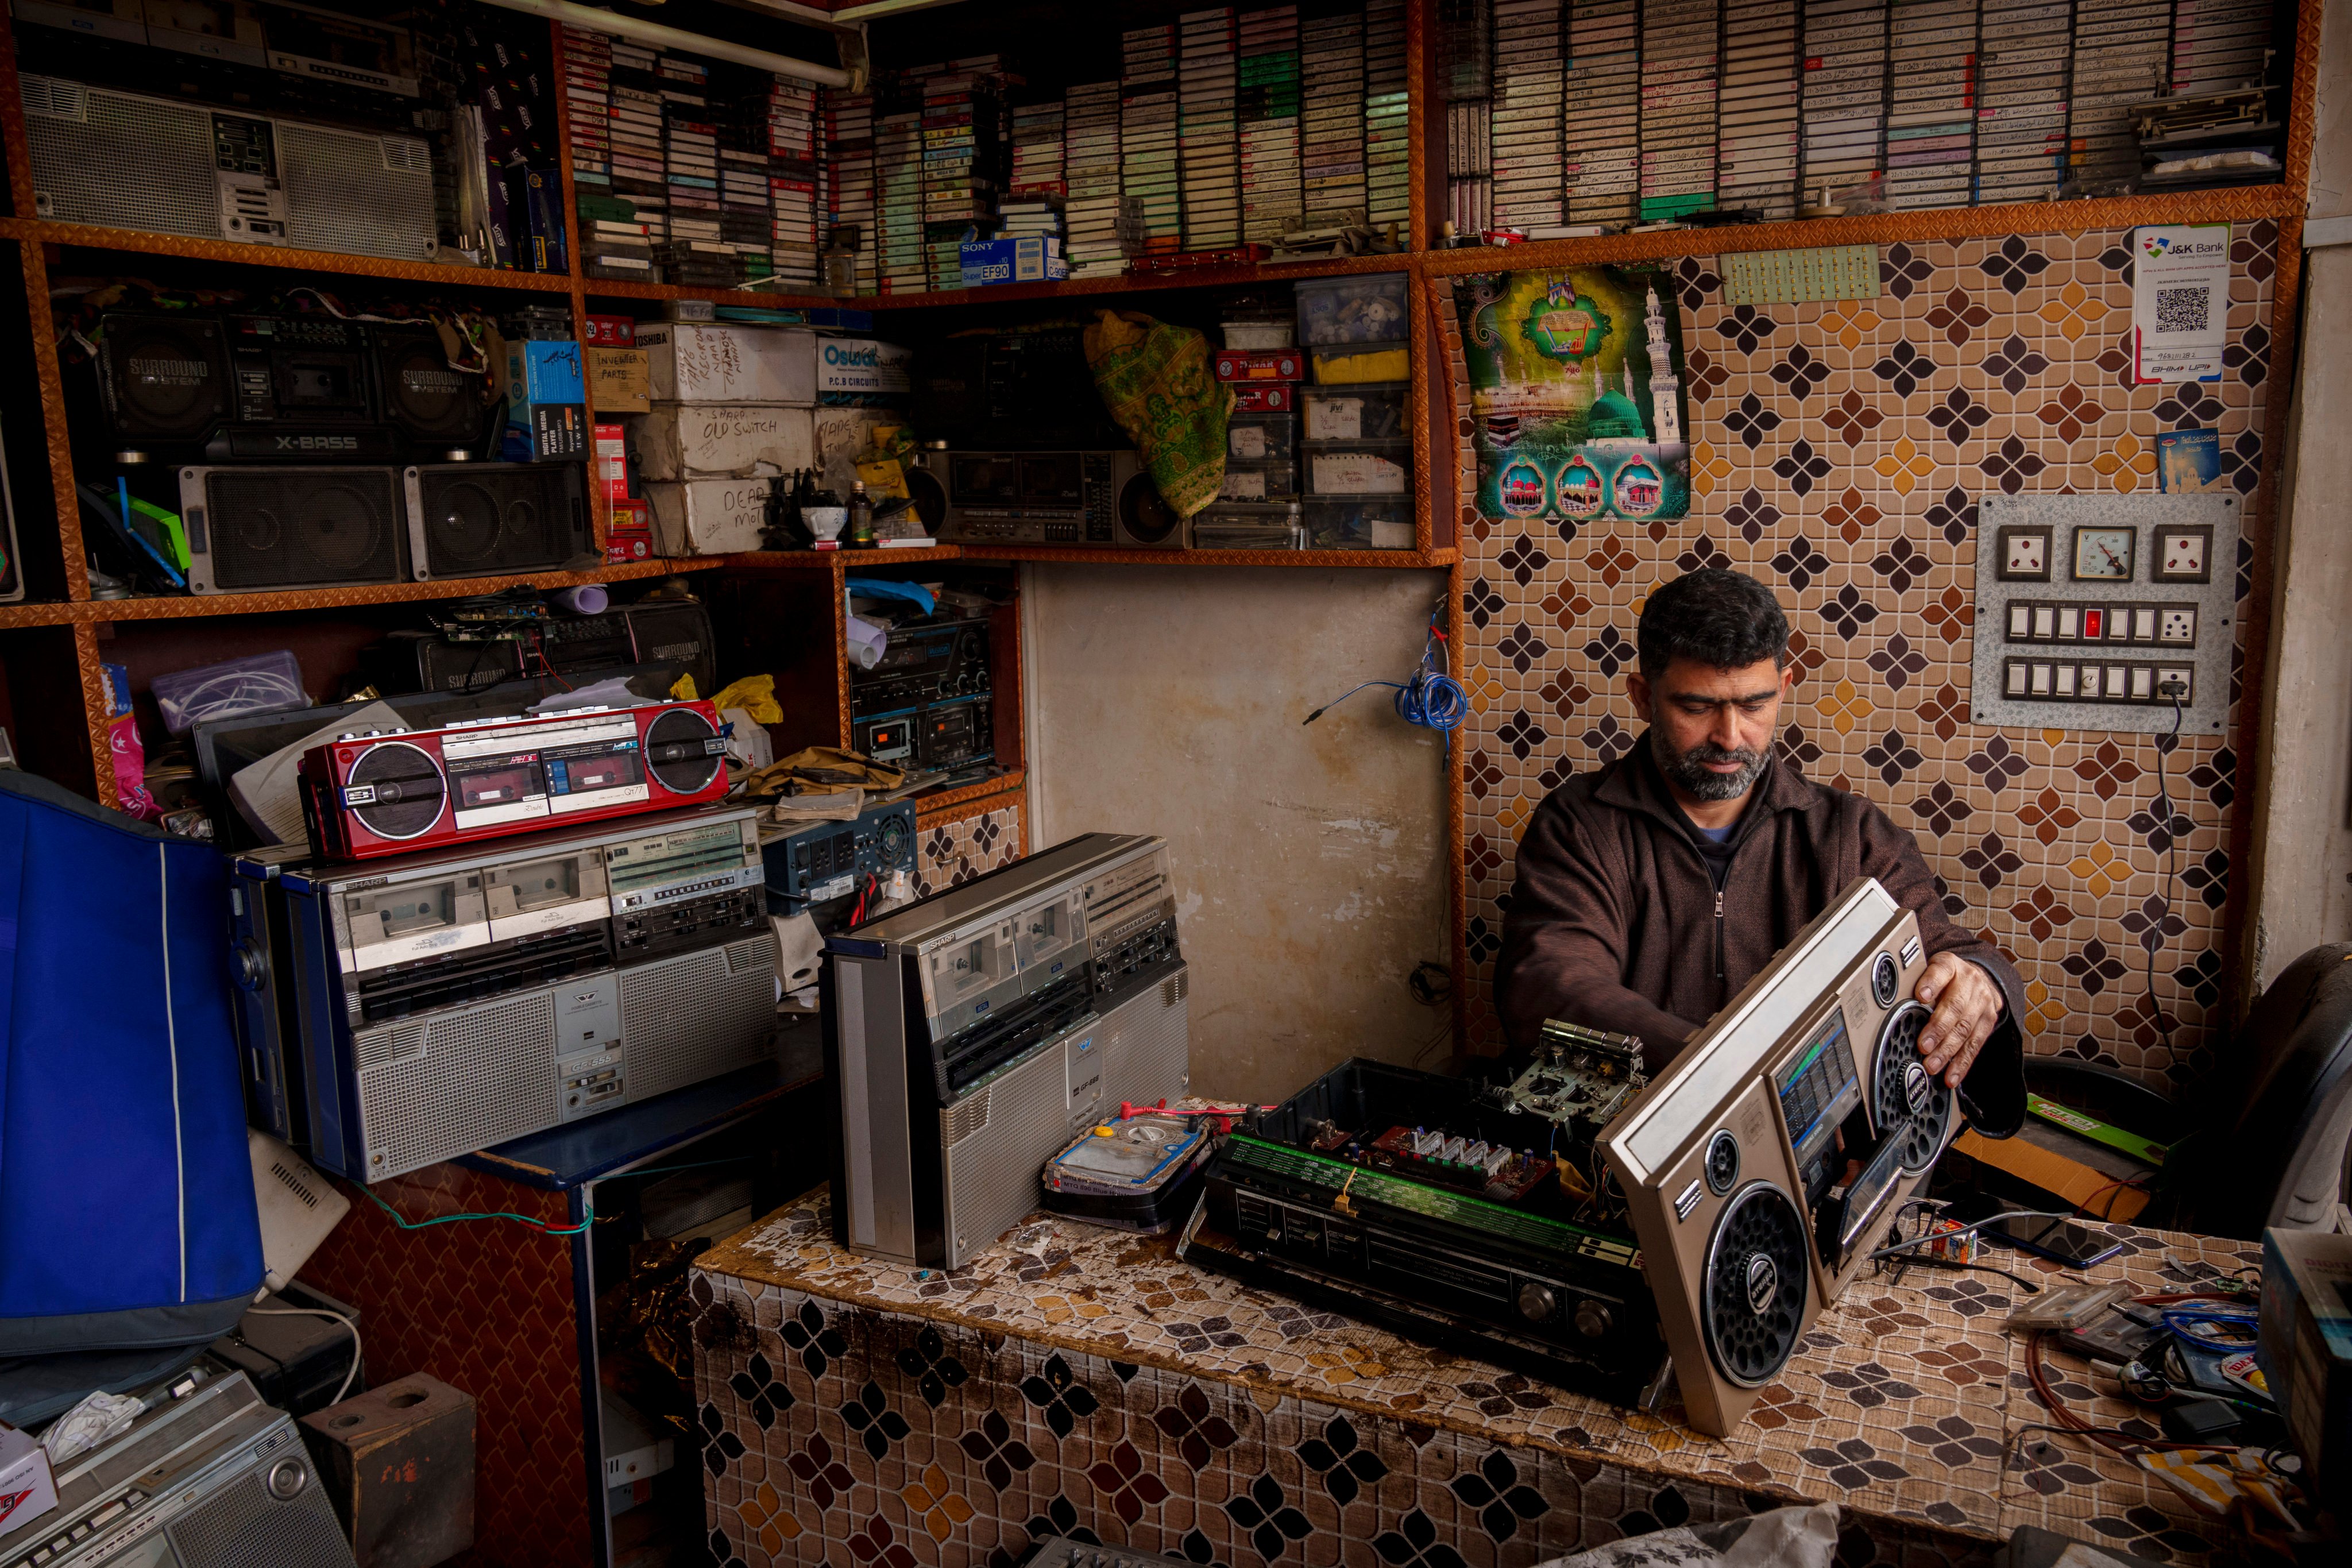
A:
[353,1178,594,1237]
[2141,690,2187,1056]
[1892,1254,2045,1292]
[1865,1206,2077,1262]
[248,1306,364,1405]
[1301,603,1467,740]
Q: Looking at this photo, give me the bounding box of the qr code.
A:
[2153,285,2211,335]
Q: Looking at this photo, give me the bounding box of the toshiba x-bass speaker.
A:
[404,463,595,581]
[180,465,408,594]
[374,324,492,456]
[95,314,232,454]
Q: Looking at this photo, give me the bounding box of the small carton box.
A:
[582,314,635,347]
[634,404,815,482]
[587,347,651,414]
[636,323,815,405]
[2260,1227,2352,1514]
[646,477,773,556]
[503,339,588,461]
[0,1423,57,1538]
[605,497,653,564]
[593,422,630,523]
[1212,348,1304,384]
[814,338,913,401]
[957,237,1068,287]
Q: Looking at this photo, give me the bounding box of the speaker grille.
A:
[943,1040,1069,1258]
[276,121,438,260]
[357,988,557,1177]
[164,1455,352,1568]
[413,465,581,576]
[103,315,229,440]
[199,466,404,589]
[378,330,486,445]
[1117,471,1180,544]
[1871,1001,1951,1173]
[344,741,446,841]
[644,706,722,795]
[617,937,775,1100]
[24,77,219,240]
[1701,1181,1808,1388]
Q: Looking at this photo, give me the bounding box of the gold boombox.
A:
[1601,878,1960,1436]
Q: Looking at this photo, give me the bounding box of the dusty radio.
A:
[931,450,1181,550]
[298,700,728,861]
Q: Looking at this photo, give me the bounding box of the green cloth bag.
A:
[1082,310,1233,517]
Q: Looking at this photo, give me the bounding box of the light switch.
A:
[2006,661,2029,696]
[2057,607,2079,640]
[2031,663,2053,696]
[2130,666,2153,700]
[2009,604,2032,638]
[2055,665,2076,697]
[2033,606,2056,639]
[2107,664,2128,698]
[2133,607,2157,642]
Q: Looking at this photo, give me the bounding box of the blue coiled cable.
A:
[1302,605,1466,741]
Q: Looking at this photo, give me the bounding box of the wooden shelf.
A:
[1418,184,2303,276]
[959,544,1458,568]
[72,558,719,624]
[1,217,576,293]
[581,276,851,310]
[729,546,967,569]
[912,769,1026,822]
[855,250,1414,310]
[0,601,78,629]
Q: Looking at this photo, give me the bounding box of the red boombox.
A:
[298,701,731,861]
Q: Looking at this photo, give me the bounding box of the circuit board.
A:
[1498,1019,1648,1141]
[1364,1125,1555,1202]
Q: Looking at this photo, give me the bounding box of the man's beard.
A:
[1653,729,1768,802]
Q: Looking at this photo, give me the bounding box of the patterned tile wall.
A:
[1447,222,2281,1087]
[913,795,1026,898]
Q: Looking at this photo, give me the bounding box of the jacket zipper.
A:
[1713,889,1726,988]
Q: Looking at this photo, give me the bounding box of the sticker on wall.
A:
[1455,267,1691,524]
[2131,224,2229,384]
[2156,428,2223,494]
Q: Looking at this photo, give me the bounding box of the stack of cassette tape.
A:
[1180,7,1242,249]
[1365,0,1411,228]
[1883,0,1978,211]
[1640,0,1720,221]
[1565,0,1641,226]
[1718,1,1801,217]
[1010,99,1068,199]
[1240,6,1305,241]
[875,107,926,291]
[1449,98,1494,234]
[2173,0,2277,94]
[2068,0,2175,191]
[1975,0,2071,200]
[1065,80,1126,273]
[1300,11,1366,220]
[767,77,825,288]
[1490,0,1565,235]
[825,91,878,293]
[1800,0,1887,203]
[1123,24,1185,254]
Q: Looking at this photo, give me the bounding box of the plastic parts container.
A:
[1227,411,1299,462]
[1304,497,1415,551]
[1295,273,1411,345]
[1303,382,1409,442]
[1306,441,1411,496]
[152,650,308,737]
[1189,503,1305,551]
[1309,340,1411,384]
[1218,459,1300,503]
[1222,315,1295,350]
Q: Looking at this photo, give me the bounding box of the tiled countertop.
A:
[694,1188,2262,1561]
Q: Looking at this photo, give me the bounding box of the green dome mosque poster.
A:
[1454,267,1692,525]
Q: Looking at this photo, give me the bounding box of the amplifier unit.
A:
[405,462,596,580]
[851,693,992,772]
[266,806,772,1178]
[179,464,410,593]
[847,606,993,718]
[297,700,729,861]
[21,74,438,262]
[1600,878,1953,1436]
[358,601,720,698]
[760,799,917,920]
[0,1368,356,1568]
[933,450,1182,550]
[825,833,1188,1269]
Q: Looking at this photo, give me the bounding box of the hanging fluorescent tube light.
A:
[470,0,853,87]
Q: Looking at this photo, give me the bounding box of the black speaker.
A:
[179,465,408,594]
[374,325,492,455]
[359,603,719,697]
[404,463,594,581]
[95,314,231,450]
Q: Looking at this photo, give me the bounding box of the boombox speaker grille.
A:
[412,464,589,578]
[345,741,446,841]
[644,706,722,795]
[1871,1002,1951,1173]
[277,122,438,261]
[22,77,220,241]
[1117,470,1181,544]
[1701,1181,1809,1388]
[198,468,404,590]
[102,315,229,440]
[619,937,776,1100]
[377,328,488,446]
[164,1454,351,1567]
[358,988,557,1177]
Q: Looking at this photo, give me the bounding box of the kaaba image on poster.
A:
[1498,457,1548,517]
[1555,453,1606,519]
[1611,454,1665,519]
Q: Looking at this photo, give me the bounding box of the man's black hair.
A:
[1635,568,1790,679]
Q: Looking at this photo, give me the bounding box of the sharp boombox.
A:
[1600,878,1957,1436]
[233,805,774,1179]
[359,601,720,699]
[21,74,438,264]
[825,833,1188,1269]
[297,700,729,862]
[176,461,594,594]
[0,1368,356,1568]
[931,450,1183,550]
[87,310,495,466]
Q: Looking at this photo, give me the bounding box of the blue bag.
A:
[0,770,261,1353]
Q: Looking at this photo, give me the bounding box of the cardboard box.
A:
[0,1424,56,1538]
[814,337,913,400]
[646,478,772,556]
[814,406,890,495]
[605,497,652,564]
[503,340,588,461]
[633,404,814,482]
[2260,1227,2352,1515]
[957,237,1068,286]
[587,347,651,414]
[635,323,815,405]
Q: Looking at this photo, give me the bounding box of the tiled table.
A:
[689,1192,2261,1567]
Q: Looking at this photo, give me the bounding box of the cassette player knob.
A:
[1573,1299,1613,1339]
[1515,1281,1556,1323]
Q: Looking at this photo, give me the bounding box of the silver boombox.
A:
[231,804,776,1182]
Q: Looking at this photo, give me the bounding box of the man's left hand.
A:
[1914,953,2005,1089]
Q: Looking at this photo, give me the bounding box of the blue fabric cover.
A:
[0,770,261,1352]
